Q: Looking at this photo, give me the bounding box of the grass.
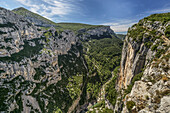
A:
[57,23,104,32]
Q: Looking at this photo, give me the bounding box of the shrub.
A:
[144,41,153,48]
[92,101,104,108]
[126,101,136,112]
[101,108,114,113]
[151,44,159,51]
[145,95,149,100]
[155,49,165,58]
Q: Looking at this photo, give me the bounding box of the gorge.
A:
[0,7,169,113]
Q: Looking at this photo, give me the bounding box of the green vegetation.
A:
[12,7,56,26]
[128,12,170,45]
[0,87,9,111]
[13,7,105,31]
[100,108,114,113]
[0,22,15,28]
[143,12,170,23]
[54,107,62,113]
[92,101,105,108]
[57,23,104,32]
[44,31,52,42]
[151,43,159,51]
[67,75,83,100]
[84,37,122,100]
[128,25,145,42]
[44,31,52,38]
[155,49,165,58]
[34,67,46,80]
[0,31,7,34]
[105,67,119,107]
[57,44,88,111]
[126,101,136,112]
[165,25,170,38]
[0,38,44,62]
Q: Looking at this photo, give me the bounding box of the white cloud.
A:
[103,20,137,33]
[15,0,82,22]
[146,8,170,14]
[103,7,170,33]
[0,0,10,9]
[110,23,136,33]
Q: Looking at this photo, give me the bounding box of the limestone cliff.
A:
[116,13,170,113]
[0,7,121,113]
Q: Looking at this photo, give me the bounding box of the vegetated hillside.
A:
[12,7,104,31]
[112,12,170,113]
[12,7,56,27]
[0,7,123,113]
[116,34,126,40]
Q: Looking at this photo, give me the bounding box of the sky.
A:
[0,0,170,34]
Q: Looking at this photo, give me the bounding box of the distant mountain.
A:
[116,34,126,40]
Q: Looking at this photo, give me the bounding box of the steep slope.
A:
[12,7,56,27]
[0,7,122,113]
[115,13,170,113]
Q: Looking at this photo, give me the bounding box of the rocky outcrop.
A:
[78,26,118,40]
[0,7,82,113]
[118,38,147,89]
[116,13,170,113]
[0,7,120,113]
[0,7,42,57]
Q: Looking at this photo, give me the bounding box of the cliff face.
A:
[116,13,170,113]
[0,7,122,113]
[0,7,42,57]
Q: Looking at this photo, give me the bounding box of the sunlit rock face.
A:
[116,13,170,113]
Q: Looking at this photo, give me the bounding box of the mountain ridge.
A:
[12,7,106,32]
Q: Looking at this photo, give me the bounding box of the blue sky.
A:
[0,0,170,34]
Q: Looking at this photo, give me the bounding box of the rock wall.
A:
[0,7,119,113]
[116,13,170,113]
